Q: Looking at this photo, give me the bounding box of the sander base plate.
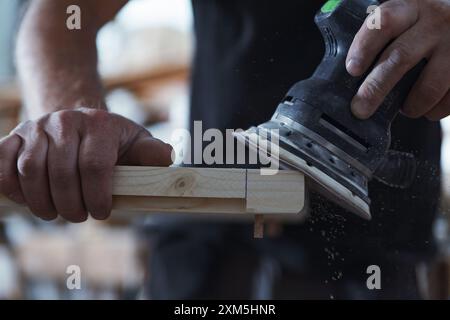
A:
[234,129,371,220]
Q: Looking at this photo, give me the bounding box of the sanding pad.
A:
[234,129,371,220]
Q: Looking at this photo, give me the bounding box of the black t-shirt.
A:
[191,0,324,131]
[190,0,442,257]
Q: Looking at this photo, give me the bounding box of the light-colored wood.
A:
[112,196,246,214]
[246,170,305,214]
[113,166,245,199]
[0,166,305,216]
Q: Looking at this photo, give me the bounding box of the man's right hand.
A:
[0,108,173,222]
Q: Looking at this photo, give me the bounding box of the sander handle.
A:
[314,0,425,123]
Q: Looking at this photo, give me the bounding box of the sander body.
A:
[235,0,425,219]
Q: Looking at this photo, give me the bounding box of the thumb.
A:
[119,135,173,167]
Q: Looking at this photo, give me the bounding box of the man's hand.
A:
[0,108,173,222]
[347,0,450,121]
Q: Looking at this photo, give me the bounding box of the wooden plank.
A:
[0,166,305,215]
[112,196,246,214]
[113,166,246,198]
[246,170,305,214]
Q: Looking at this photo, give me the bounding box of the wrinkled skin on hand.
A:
[347,0,450,121]
[0,108,173,222]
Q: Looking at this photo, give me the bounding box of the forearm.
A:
[16,0,107,119]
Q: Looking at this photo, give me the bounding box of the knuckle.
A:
[11,120,32,135]
[26,125,46,143]
[83,109,114,134]
[50,111,78,138]
[361,78,384,102]
[85,109,110,125]
[387,44,413,69]
[379,7,394,31]
[88,108,109,120]
[36,115,51,129]
[18,154,39,178]
[55,110,76,125]
[11,120,45,142]
[19,119,33,129]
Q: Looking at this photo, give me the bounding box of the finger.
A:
[0,134,24,203]
[46,113,87,223]
[79,133,117,220]
[351,26,433,119]
[16,126,57,221]
[403,48,450,118]
[346,0,419,76]
[118,130,173,167]
[424,90,450,121]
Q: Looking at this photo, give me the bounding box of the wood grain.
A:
[113,166,246,199]
[0,166,305,216]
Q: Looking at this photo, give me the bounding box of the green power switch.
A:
[321,0,342,13]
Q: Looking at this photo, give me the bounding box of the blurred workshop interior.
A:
[0,0,449,299]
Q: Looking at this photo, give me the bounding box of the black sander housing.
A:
[235,0,425,219]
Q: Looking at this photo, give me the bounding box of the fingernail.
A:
[351,97,372,119]
[402,96,421,118]
[153,138,173,150]
[164,142,174,151]
[400,106,418,119]
[346,58,363,76]
[399,108,407,117]
[92,212,110,221]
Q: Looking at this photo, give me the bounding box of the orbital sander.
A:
[234,0,425,219]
